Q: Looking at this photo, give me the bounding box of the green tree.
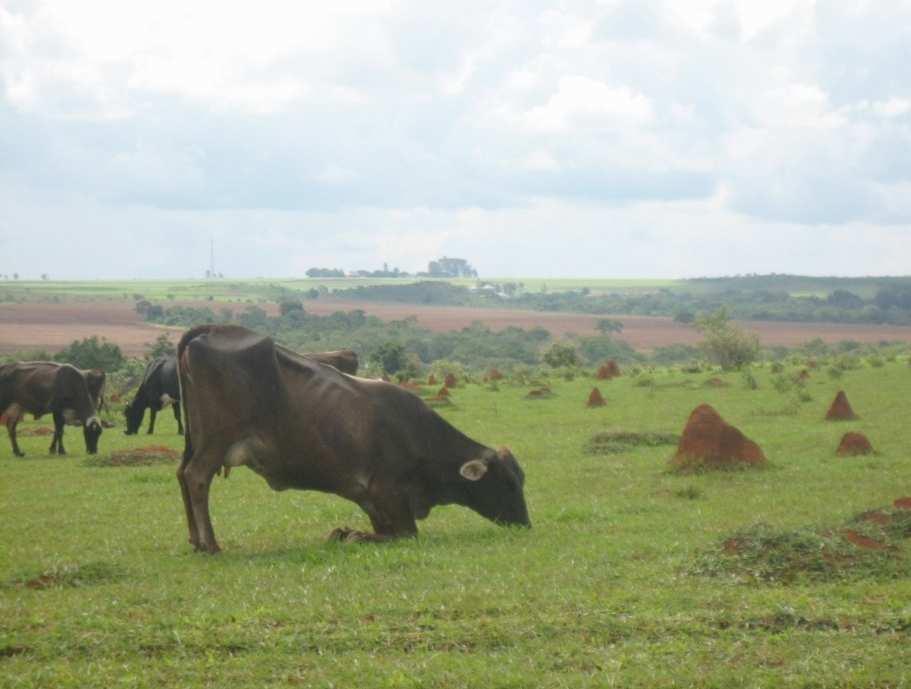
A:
[145,333,176,360]
[595,318,624,335]
[279,300,304,316]
[542,343,579,368]
[370,342,407,375]
[695,308,759,370]
[54,336,124,372]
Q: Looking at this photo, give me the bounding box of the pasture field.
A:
[2,360,911,688]
[0,277,678,302]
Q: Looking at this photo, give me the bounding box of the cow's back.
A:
[0,362,59,415]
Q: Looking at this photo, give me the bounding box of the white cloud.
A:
[522,75,654,132]
[1,0,911,278]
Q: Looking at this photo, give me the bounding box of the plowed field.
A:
[3,300,910,354]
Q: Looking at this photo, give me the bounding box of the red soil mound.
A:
[670,403,766,472]
[435,386,450,398]
[444,373,457,388]
[836,432,874,457]
[704,377,728,388]
[586,387,606,408]
[894,497,911,510]
[427,374,437,386]
[596,360,621,380]
[525,387,553,399]
[826,390,858,421]
[486,368,504,381]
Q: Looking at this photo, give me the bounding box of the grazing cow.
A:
[0,362,103,457]
[177,325,529,553]
[124,356,183,436]
[125,349,357,436]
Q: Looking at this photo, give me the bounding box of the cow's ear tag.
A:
[459,460,488,481]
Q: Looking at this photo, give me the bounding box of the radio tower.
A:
[209,238,215,278]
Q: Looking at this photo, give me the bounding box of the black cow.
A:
[177,325,529,553]
[124,356,183,436]
[0,362,103,457]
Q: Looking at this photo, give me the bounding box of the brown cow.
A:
[177,325,529,553]
[0,362,103,457]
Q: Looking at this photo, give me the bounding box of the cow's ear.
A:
[459,459,488,481]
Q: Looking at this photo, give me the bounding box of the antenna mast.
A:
[209,238,215,277]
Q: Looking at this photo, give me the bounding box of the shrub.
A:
[696,308,760,370]
[542,343,580,368]
[54,336,124,372]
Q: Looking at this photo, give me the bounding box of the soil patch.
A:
[525,387,553,400]
[12,561,124,590]
[15,426,54,437]
[85,445,179,467]
[670,404,766,472]
[826,390,858,421]
[836,432,874,457]
[840,529,889,550]
[703,377,728,388]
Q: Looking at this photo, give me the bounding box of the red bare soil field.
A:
[305,300,911,350]
[2,300,911,355]
[0,302,180,356]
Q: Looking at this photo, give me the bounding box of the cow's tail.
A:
[176,326,212,464]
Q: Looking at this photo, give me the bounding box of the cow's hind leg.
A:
[176,455,199,550]
[5,413,25,457]
[173,401,184,435]
[180,450,223,553]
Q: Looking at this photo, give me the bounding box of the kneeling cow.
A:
[177,325,530,553]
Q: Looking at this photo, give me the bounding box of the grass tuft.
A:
[585,431,679,455]
[691,521,906,584]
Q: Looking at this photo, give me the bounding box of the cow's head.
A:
[459,447,530,528]
[123,399,144,435]
[83,416,103,454]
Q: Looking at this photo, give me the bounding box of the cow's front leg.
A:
[147,408,158,435]
[49,411,66,455]
[328,496,418,543]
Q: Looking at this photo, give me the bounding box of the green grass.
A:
[2,362,911,687]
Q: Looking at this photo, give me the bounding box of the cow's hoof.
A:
[193,541,221,555]
[14,451,25,458]
[327,527,354,542]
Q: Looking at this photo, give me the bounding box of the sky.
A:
[1,0,910,279]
